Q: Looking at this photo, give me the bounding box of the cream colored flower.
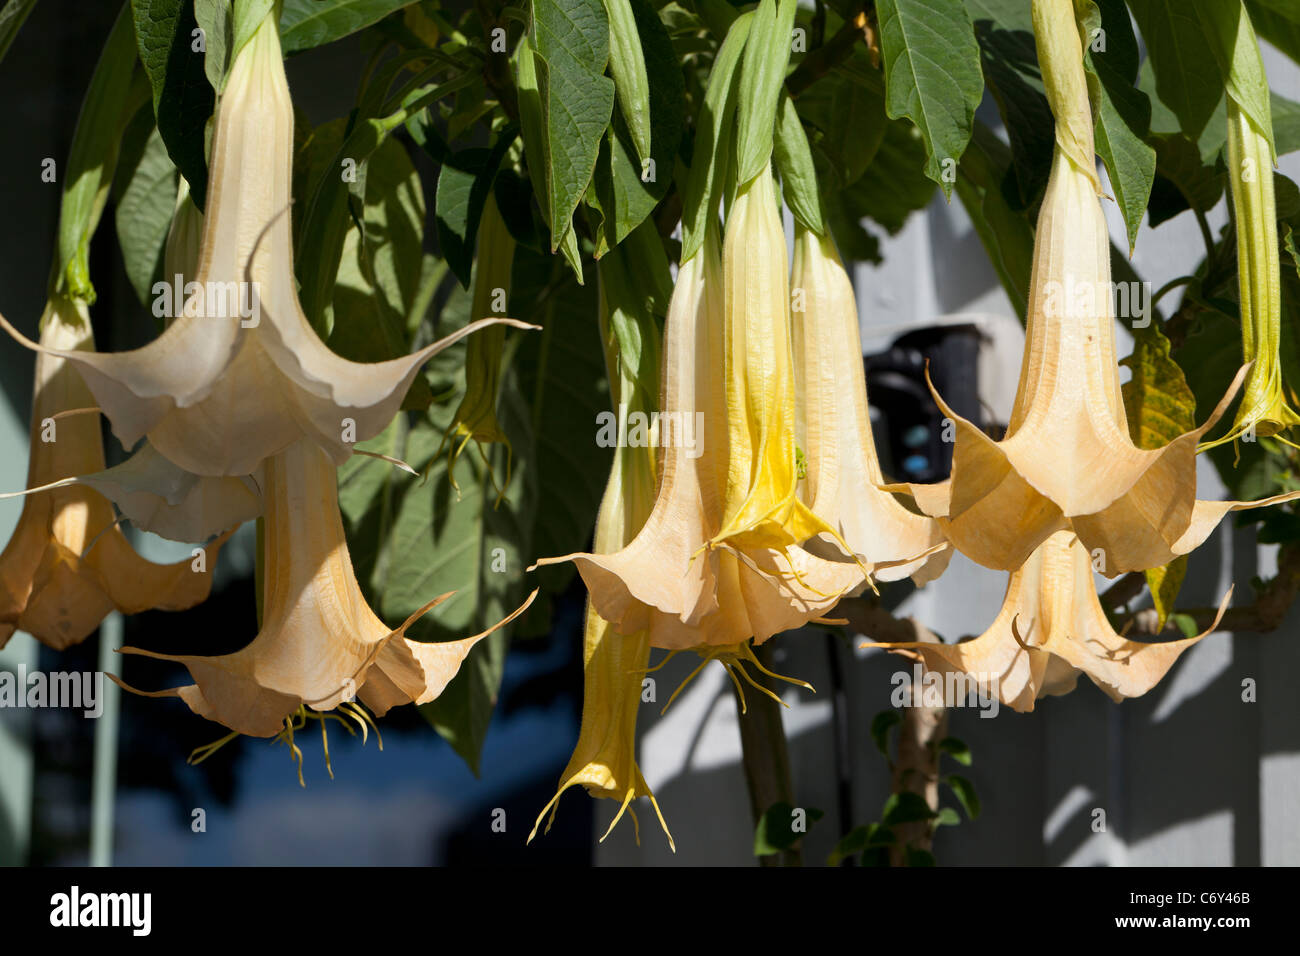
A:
[867,530,1229,711]
[791,226,950,585]
[114,437,536,738]
[0,11,530,478]
[1,299,222,651]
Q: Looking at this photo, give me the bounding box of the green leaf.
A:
[1079,0,1155,253]
[753,801,823,855]
[1121,320,1197,626]
[934,806,962,826]
[131,0,215,210]
[1120,323,1198,450]
[531,0,616,252]
[112,112,179,308]
[0,0,39,68]
[816,77,888,190]
[587,0,684,256]
[1274,93,1300,156]
[773,92,823,235]
[881,791,938,826]
[870,709,902,756]
[193,0,230,92]
[328,133,428,370]
[434,127,519,289]
[905,846,937,866]
[339,332,535,773]
[679,10,751,262]
[1248,0,1300,67]
[936,735,972,766]
[945,773,981,819]
[1147,131,1225,228]
[510,250,612,616]
[1145,554,1188,631]
[603,0,652,164]
[734,0,798,184]
[966,0,1054,209]
[955,122,1034,320]
[1125,0,1226,142]
[56,4,145,302]
[842,118,937,234]
[279,0,419,55]
[876,0,984,199]
[1191,0,1274,156]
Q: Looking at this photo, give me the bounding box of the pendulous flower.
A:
[866,530,1230,711]
[0,10,531,478]
[791,226,950,585]
[537,183,865,652]
[113,436,536,739]
[882,0,1298,577]
[0,298,223,651]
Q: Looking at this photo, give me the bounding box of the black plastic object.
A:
[864,324,988,484]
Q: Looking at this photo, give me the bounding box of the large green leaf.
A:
[964,0,1052,209]
[734,0,797,184]
[530,0,616,252]
[131,0,215,210]
[55,5,145,302]
[339,302,535,774]
[193,0,230,92]
[1125,0,1226,142]
[877,0,984,199]
[112,111,178,307]
[432,126,519,288]
[1247,0,1300,67]
[279,0,420,54]
[1079,0,1155,253]
[587,0,684,255]
[1146,131,1225,228]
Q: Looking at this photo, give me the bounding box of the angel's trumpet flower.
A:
[113,437,537,739]
[440,193,518,491]
[0,11,530,478]
[791,227,950,585]
[531,376,670,848]
[536,169,865,651]
[868,530,1231,711]
[884,0,1298,576]
[0,299,221,650]
[1211,54,1300,445]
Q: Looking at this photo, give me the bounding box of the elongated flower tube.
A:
[441,193,517,489]
[884,0,1298,576]
[537,221,864,650]
[867,530,1230,711]
[531,299,670,845]
[0,299,222,651]
[1210,91,1300,445]
[113,437,537,738]
[0,11,530,478]
[791,227,950,585]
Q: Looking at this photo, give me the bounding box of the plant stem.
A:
[735,642,800,866]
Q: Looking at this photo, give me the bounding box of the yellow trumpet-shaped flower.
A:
[536,197,864,651]
[867,530,1231,711]
[0,298,222,651]
[884,0,1298,576]
[791,227,950,585]
[114,436,537,739]
[531,400,670,847]
[0,11,530,478]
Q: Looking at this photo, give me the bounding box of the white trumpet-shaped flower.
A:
[0,11,530,478]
